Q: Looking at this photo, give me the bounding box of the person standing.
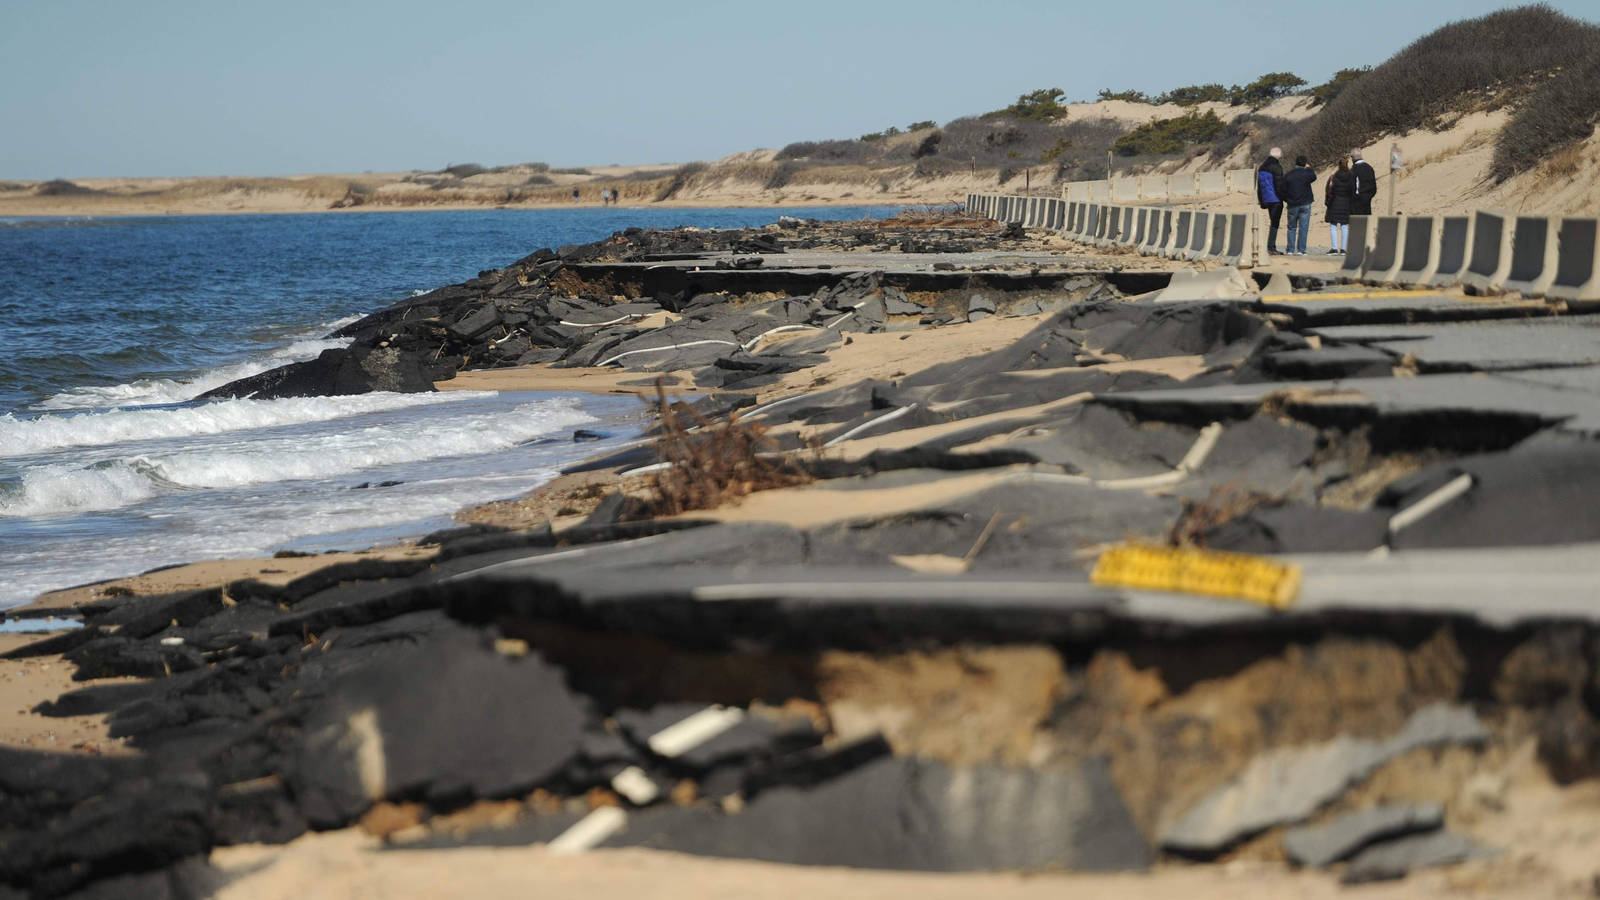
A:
[1282,154,1317,255]
[1351,150,1378,216]
[1325,156,1354,254]
[1257,148,1287,255]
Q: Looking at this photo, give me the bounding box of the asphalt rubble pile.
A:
[6,215,1600,897]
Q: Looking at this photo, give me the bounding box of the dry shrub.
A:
[1491,46,1600,181]
[654,162,708,201]
[1295,5,1599,167]
[643,382,811,516]
[1167,483,1273,547]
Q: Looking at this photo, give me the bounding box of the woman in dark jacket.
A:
[1325,157,1354,254]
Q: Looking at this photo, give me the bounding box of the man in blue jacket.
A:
[1257,148,1286,255]
[1281,155,1318,255]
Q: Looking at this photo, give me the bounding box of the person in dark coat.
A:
[1281,155,1317,255]
[1350,149,1378,215]
[1257,148,1286,254]
[1325,156,1354,254]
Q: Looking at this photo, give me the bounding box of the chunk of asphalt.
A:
[1388,440,1600,550]
[610,754,1149,872]
[450,305,501,340]
[1203,504,1392,554]
[1283,803,1444,868]
[1002,405,1197,480]
[1266,346,1397,380]
[616,704,822,773]
[810,479,1180,573]
[580,493,630,530]
[1176,415,1319,500]
[88,587,224,640]
[288,629,590,827]
[1160,703,1487,856]
[1340,830,1496,883]
[0,749,213,897]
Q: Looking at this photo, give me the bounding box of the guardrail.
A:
[967,191,1600,302]
[966,192,1263,266]
[1328,211,1600,301]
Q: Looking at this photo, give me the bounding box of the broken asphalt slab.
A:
[1282,803,1444,868]
[1160,703,1486,856]
[609,755,1152,872]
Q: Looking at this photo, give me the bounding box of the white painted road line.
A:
[824,404,919,447]
[546,806,628,854]
[609,765,660,805]
[647,705,745,758]
[1388,473,1474,534]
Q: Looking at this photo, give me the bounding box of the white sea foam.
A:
[0,391,494,459]
[0,398,594,518]
[34,317,360,411]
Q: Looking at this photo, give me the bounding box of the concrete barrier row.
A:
[966,193,1262,266]
[1334,211,1600,300]
[1061,170,1252,205]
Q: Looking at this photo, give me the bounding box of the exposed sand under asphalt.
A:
[0,634,132,756]
[205,750,1600,900]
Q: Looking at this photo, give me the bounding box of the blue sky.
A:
[1,0,1591,179]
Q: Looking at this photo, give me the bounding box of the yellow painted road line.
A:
[1091,544,1301,609]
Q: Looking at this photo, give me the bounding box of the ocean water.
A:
[0,205,901,607]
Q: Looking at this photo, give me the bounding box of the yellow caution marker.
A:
[1091,544,1301,609]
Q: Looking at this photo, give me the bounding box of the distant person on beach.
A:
[1350,150,1378,215]
[573,187,580,203]
[1257,148,1286,255]
[1281,155,1317,256]
[1325,156,1354,254]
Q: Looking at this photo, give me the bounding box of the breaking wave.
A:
[0,398,594,518]
[0,391,494,459]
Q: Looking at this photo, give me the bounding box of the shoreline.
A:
[3,213,1599,897]
[0,195,959,219]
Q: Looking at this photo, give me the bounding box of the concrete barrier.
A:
[1226,169,1256,194]
[1169,211,1193,259]
[1500,216,1560,297]
[1084,204,1102,240]
[1116,206,1136,244]
[1131,208,1150,246]
[1392,216,1441,286]
[1339,216,1374,279]
[1197,171,1227,196]
[1097,205,1121,244]
[1547,217,1600,303]
[1089,182,1111,203]
[1106,206,1126,243]
[1066,201,1082,234]
[1066,182,1090,203]
[1138,176,1168,202]
[1184,212,1211,260]
[1429,215,1475,288]
[1361,216,1404,284]
[1205,214,1228,258]
[1141,209,1170,256]
[1029,197,1045,228]
[1109,179,1138,204]
[1169,175,1199,202]
[1223,213,1249,264]
[1460,210,1513,293]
